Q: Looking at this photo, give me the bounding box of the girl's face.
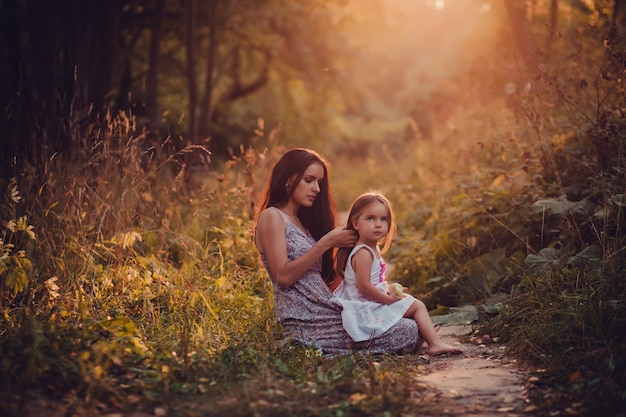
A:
[289,163,324,208]
[352,202,390,246]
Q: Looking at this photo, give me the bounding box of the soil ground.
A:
[418,324,533,417]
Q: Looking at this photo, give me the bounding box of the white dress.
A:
[334,244,416,342]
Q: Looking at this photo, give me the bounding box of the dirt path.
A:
[418,324,532,417]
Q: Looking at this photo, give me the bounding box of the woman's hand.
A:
[322,227,358,248]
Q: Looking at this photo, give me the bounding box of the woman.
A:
[254,148,422,355]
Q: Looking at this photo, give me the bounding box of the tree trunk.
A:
[70,1,122,113]
[200,0,218,137]
[146,0,167,128]
[226,48,270,101]
[186,0,199,145]
[546,0,558,54]
[609,0,626,48]
[0,0,22,166]
[503,0,540,71]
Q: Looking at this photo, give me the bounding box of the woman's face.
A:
[290,163,324,208]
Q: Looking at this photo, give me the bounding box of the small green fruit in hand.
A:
[390,283,404,297]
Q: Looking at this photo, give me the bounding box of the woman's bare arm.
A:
[256,208,356,289]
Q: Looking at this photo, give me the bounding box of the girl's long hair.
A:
[256,148,337,283]
[334,192,396,278]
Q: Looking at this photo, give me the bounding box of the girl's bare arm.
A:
[352,248,401,304]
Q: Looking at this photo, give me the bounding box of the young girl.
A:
[334,192,463,355]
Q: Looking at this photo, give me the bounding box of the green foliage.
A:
[0,110,447,416]
[484,252,626,414]
[0,178,37,299]
[381,9,626,413]
[0,113,271,408]
[0,313,83,394]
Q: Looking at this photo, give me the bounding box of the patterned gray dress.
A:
[260,210,421,356]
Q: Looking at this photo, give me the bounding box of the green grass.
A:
[0,138,443,416]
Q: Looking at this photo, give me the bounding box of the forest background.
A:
[0,0,625,416]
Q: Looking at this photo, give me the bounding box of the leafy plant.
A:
[0,178,37,301]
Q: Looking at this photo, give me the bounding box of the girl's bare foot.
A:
[427,342,463,356]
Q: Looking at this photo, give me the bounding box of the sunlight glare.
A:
[435,0,445,9]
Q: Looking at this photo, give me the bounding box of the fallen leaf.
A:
[251,399,273,408]
[569,370,583,383]
[349,393,367,403]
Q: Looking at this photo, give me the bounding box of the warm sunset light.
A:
[332,0,503,147]
[2,2,624,414]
